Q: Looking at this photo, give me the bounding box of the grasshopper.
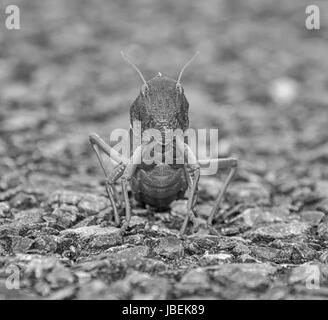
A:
[89,52,238,235]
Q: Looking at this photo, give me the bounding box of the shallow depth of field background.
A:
[0,0,328,299]
[0,0,327,178]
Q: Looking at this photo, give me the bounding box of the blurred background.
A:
[0,0,327,195]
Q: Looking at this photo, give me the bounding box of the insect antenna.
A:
[176,51,200,87]
[120,51,148,88]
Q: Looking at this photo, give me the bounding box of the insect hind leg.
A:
[89,133,126,225]
[201,158,238,226]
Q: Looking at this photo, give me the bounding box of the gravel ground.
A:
[0,0,328,299]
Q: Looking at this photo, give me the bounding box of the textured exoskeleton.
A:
[89,52,238,235]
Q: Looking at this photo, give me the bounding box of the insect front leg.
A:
[175,138,200,235]
[198,158,238,226]
[89,133,128,225]
[180,163,200,235]
[119,145,143,234]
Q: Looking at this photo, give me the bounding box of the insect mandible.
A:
[89,51,238,235]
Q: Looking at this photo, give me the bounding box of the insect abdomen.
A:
[131,164,188,209]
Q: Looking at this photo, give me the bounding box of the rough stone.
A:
[0,202,10,217]
[77,194,110,215]
[200,252,233,265]
[25,257,75,294]
[128,215,148,228]
[211,263,277,290]
[0,280,35,299]
[180,268,209,286]
[196,204,214,218]
[48,190,84,207]
[11,236,34,253]
[114,245,150,260]
[61,225,121,250]
[13,209,44,225]
[77,280,113,300]
[239,208,282,227]
[109,272,170,299]
[185,234,238,255]
[300,211,325,225]
[177,268,211,294]
[318,220,328,240]
[230,183,271,204]
[289,263,328,287]
[154,236,184,259]
[238,254,258,263]
[249,222,311,241]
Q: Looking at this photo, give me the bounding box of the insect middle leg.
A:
[175,138,200,235]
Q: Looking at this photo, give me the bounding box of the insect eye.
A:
[141,83,149,96]
[176,83,183,94]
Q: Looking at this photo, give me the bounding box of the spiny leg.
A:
[119,141,164,233]
[180,163,200,235]
[89,133,128,163]
[89,133,127,225]
[90,136,121,205]
[120,173,134,233]
[201,158,238,226]
[175,137,200,235]
[118,145,143,234]
[104,164,126,225]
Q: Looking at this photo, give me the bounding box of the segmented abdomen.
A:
[131,164,188,209]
